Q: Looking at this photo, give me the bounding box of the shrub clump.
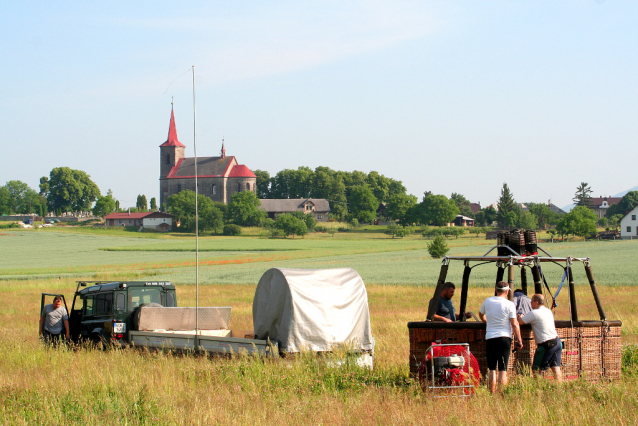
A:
[427,235,449,258]
[223,224,242,236]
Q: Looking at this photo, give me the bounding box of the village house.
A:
[159,105,257,208]
[620,205,638,239]
[104,212,174,232]
[452,215,475,227]
[258,199,330,222]
[590,196,623,219]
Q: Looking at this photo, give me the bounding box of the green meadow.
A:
[2,228,637,287]
[1,228,638,424]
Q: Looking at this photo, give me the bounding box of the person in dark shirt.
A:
[431,282,471,322]
[513,289,532,317]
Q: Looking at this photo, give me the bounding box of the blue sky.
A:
[1,1,637,209]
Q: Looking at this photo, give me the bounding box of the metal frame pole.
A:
[507,263,515,301]
[567,262,579,322]
[585,264,606,321]
[459,263,471,322]
[426,263,449,321]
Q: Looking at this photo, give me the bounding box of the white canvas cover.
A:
[253,267,375,353]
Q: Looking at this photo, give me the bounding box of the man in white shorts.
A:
[479,281,523,393]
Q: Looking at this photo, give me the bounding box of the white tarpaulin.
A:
[253,267,375,353]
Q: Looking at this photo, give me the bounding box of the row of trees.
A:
[165,189,316,237]
[254,167,406,222]
[0,181,47,216]
[0,167,162,218]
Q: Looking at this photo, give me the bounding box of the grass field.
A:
[1,228,637,424]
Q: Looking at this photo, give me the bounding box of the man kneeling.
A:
[517,294,563,382]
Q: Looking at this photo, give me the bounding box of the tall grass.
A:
[1,279,637,424]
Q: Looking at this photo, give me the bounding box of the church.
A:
[159,106,257,208]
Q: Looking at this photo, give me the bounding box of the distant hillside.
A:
[615,185,638,197]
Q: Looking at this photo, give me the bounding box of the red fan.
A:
[418,343,480,395]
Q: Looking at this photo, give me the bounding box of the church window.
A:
[237,183,241,192]
[246,183,250,191]
[166,154,171,165]
[177,184,182,192]
[212,184,216,195]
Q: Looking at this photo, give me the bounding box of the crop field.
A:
[1,228,638,424]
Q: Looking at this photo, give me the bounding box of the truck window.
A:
[116,293,125,311]
[95,293,113,315]
[165,292,176,307]
[128,288,161,311]
[84,296,94,316]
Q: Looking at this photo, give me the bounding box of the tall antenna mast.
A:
[192,65,200,351]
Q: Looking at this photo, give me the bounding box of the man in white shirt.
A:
[517,294,562,382]
[479,281,523,393]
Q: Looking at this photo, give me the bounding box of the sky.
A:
[1,1,637,209]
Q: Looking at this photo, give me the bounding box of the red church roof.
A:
[159,107,186,148]
[228,164,256,178]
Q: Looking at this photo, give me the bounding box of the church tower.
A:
[159,105,186,207]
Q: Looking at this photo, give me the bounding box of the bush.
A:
[269,228,284,238]
[337,227,349,233]
[422,227,444,239]
[396,227,412,238]
[427,235,449,258]
[622,344,638,376]
[315,225,328,233]
[0,222,20,229]
[223,224,242,236]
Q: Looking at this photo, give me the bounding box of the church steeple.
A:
[221,138,226,158]
[160,103,186,148]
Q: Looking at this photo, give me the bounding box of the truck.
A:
[41,280,273,356]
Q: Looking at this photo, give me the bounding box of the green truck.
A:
[41,281,272,355]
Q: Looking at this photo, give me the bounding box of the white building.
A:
[620,206,638,239]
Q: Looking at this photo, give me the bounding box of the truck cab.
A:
[68,281,177,345]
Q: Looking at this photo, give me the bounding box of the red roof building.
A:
[104,212,174,231]
[158,107,257,206]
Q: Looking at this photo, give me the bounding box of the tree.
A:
[573,182,593,208]
[427,235,449,258]
[274,213,308,238]
[526,203,558,229]
[253,169,271,199]
[0,186,11,215]
[167,190,224,233]
[418,194,459,226]
[556,206,597,238]
[290,211,316,231]
[497,183,519,228]
[328,175,348,221]
[150,197,158,211]
[347,185,379,223]
[227,190,266,226]
[384,193,418,226]
[42,167,100,213]
[450,193,474,218]
[136,195,148,211]
[385,223,401,238]
[606,191,638,218]
[516,211,538,230]
[608,214,623,231]
[4,180,44,214]
[92,194,116,218]
[474,205,498,227]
